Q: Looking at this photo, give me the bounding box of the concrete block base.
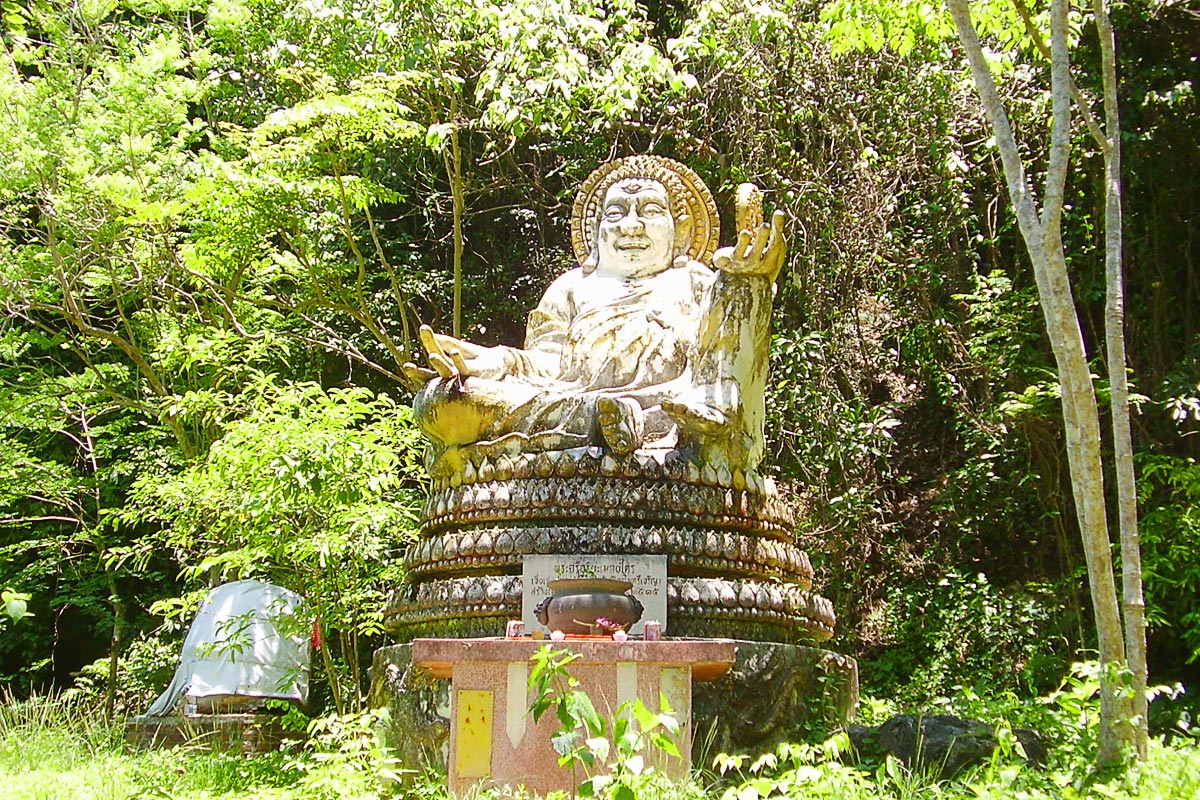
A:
[370,638,857,785]
[410,637,734,797]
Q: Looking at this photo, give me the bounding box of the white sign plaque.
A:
[522,554,668,635]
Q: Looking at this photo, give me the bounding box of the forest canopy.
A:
[0,0,1197,728]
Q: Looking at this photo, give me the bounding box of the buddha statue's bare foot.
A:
[597,397,644,456]
[663,400,729,437]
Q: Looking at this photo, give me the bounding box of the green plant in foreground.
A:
[711,729,1200,800]
[1,589,30,631]
[714,735,870,799]
[286,707,410,798]
[0,692,122,771]
[528,645,684,799]
[708,661,1200,800]
[0,690,439,800]
[2,675,1199,800]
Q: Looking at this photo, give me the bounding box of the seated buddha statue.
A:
[403,155,786,475]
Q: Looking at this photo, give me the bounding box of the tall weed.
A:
[0,691,121,770]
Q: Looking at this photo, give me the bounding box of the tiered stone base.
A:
[376,446,856,765]
[369,640,858,767]
[388,573,834,643]
[386,447,836,643]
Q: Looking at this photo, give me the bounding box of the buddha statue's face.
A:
[595,178,675,278]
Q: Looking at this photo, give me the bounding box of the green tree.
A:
[823,0,1144,761]
[123,379,424,712]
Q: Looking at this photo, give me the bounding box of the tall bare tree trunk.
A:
[446,93,465,339]
[946,0,1133,765]
[106,591,123,724]
[1094,0,1149,758]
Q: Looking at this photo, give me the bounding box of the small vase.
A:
[534,578,644,635]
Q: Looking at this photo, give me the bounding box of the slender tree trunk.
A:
[446,93,465,339]
[317,610,344,715]
[1094,0,1149,758]
[416,0,467,341]
[946,0,1133,764]
[80,405,124,724]
[106,592,123,724]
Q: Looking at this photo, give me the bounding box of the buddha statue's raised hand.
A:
[711,184,787,281]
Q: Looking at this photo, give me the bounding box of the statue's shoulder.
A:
[541,265,585,297]
[529,266,586,316]
[680,258,716,291]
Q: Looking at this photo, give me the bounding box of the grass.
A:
[706,734,1200,800]
[0,694,362,800]
[0,683,1196,800]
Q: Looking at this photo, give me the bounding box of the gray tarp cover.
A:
[144,579,309,716]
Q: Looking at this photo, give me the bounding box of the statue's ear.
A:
[582,219,600,273]
[674,213,693,261]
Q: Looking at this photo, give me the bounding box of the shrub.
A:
[864,572,1071,701]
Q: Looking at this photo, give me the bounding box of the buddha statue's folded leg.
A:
[596,396,644,456]
[416,372,690,459]
[415,375,613,455]
[413,376,549,448]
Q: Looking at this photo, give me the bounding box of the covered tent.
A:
[144,579,310,716]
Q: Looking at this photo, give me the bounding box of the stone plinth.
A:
[372,638,857,773]
[125,713,297,753]
[410,637,735,797]
[693,641,859,757]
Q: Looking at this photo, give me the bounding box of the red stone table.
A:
[413,637,736,797]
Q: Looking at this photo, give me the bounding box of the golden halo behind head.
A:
[571,155,719,266]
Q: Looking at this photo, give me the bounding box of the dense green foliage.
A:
[0,0,1197,766]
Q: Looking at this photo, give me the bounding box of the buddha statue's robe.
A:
[415,260,716,457]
